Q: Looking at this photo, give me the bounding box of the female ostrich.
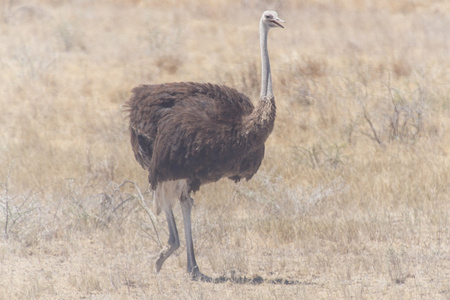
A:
[125,11,284,281]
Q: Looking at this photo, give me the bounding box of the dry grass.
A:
[1,0,449,299]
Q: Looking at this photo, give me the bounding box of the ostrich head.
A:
[261,10,285,29]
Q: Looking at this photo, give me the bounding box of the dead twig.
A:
[118,180,162,247]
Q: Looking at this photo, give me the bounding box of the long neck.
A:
[260,23,272,99]
[239,23,276,145]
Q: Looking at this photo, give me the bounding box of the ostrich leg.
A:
[155,206,180,273]
[180,196,212,282]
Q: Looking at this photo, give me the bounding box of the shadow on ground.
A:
[201,275,314,285]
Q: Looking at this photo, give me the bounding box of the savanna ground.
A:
[0,0,449,299]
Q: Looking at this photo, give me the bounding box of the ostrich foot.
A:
[155,245,178,273]
[189,266,213,282]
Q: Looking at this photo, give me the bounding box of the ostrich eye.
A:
[265,14,271,19]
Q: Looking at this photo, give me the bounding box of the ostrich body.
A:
[125,11,284,281]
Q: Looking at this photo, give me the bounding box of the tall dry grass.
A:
[0,0,449,299]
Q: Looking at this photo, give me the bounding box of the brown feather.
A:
[124,82,275,193]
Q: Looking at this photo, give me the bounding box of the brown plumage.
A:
[125,11,284,281]
[126,82,274,193]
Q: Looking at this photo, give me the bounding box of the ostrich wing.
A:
[126,82,260,191]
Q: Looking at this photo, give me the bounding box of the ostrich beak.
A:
[270,18,285,28]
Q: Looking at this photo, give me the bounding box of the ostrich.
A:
[125,11,285,281]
